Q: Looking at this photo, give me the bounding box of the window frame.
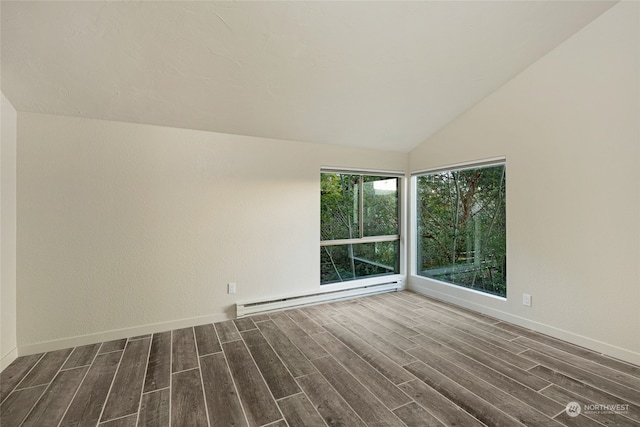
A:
[320,167,405,286]
[410,157,507,299]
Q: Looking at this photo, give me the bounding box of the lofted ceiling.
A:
[1,1,616,152]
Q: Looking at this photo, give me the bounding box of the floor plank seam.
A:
[275,391,304,401]
[57,343,103,426]
[219,337,251,427]
[171,366,199,375]
[101,412,138,424]
[237,334,288,424]
[195,350,213,427]
[252,319,311,382]
[13,388,40,426]
[133,332,155,427]
[98,349,125,356]
[300,369,369,427]
[10,382,50,393]
[295,384,330,426]
[315,328,415,409]
[168,331,173,427]
[260,418,286,427]
[142,385,170,394]
[95,343,127,424]
[197,350,223,358]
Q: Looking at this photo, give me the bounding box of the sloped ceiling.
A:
[1,1,616,152]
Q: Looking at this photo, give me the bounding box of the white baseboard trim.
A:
[18,312,230,357]
[409,281,640,366]
[1,347,19,371]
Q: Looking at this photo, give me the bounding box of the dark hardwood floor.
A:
[1,291,639,426]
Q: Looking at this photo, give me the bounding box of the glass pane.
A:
[416,164,506,297]
[320,173,359,241]
[321,241,399,285]
[363,177,399,237]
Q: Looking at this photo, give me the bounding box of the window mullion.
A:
[320,235,400,247]
[359,175,364,239]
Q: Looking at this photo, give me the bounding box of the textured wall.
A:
[409,2,640,364]
[16,114,407,351]
[1,93,18,369]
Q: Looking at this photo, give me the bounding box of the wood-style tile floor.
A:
[1,291,639,426]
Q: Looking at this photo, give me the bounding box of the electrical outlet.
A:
[523,293,532,307]
[228,282,236,294]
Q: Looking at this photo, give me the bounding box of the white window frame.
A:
[320,167,407,289]
[410,157,506,299]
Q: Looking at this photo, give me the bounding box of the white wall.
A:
[409,1,640,364]
[1,93,18,370]
[16,113,407,353]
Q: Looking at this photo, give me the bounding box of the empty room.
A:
[1,1,639,426]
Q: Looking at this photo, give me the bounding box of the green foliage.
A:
[321,241,399,285]
[321,173,399,284]
[320,173,358,241]
[362,176,399,236]
[417,165,506,297]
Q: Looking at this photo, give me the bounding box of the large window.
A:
[415,162,506,297]
[321,172,400,285]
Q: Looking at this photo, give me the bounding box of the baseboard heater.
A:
[236,281,402,318]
